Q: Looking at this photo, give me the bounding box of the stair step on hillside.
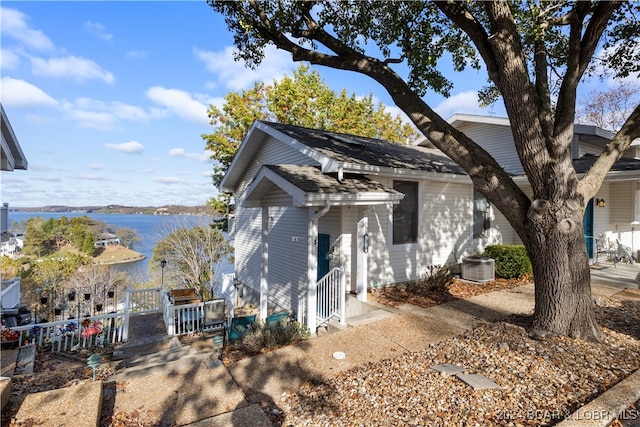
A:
[108,346,216,382]
[14,381,103,427]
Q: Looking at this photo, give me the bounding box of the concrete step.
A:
[112,334,180,361]
[316,307,397,336]
[346,308,396,327]
[108,347,216,382]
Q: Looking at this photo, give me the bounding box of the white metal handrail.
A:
[316,267,346,327]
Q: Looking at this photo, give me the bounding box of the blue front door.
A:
[317,234,330,280]
[583,198,594,258]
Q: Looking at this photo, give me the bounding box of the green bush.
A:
[483,245,532,279]
[237,319,310,354]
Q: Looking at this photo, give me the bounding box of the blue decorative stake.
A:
[87,354,102,381]
[213,334,224,358]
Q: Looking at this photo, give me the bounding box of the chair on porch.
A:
[228,314,256,342]
[203,299,227,331]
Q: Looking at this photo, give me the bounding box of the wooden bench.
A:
[169,289,201,306]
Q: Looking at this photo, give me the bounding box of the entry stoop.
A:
[317,295,397,335]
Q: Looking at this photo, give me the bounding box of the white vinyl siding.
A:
[455,122,523,174]
[236,135,320,196]
[234,205,308,314]
[267,206,308,313]
[234,207,263,292]
[364,179,474,287]
[610,182,634,224]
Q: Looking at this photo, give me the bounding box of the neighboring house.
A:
[0,235,22,258]
[221,118,640,333]
[441,114,640,259]
[94,232,121,248]
[1,104,28,260]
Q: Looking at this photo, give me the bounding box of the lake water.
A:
[7,212,233,281]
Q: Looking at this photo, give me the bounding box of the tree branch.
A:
[554,2,620,137]
[483,1,551,198]
[434,2,501,85]
[578,104,640,200]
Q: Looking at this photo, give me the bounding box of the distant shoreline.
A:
[93,254,146,266]
[8,204,212,216]
[93,245,146,266]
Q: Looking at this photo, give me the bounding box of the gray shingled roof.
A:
[572,154,640,174]
[261,121,466,175]
[264,165,401,195]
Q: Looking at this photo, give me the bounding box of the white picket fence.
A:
[1,287,167,352]
[1,311,128,352]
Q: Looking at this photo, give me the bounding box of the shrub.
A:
[483,245,532,279]
[237,319,310,354]
[411,264,454,292]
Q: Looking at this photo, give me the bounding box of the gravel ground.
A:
[3,283,639,427]
[281,293,640,427]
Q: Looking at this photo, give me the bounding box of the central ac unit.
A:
[461,256,495,282]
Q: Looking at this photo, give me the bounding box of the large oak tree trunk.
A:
[524,203,602,341]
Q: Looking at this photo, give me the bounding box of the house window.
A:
[473,188,490,238]
[393,181,418,244]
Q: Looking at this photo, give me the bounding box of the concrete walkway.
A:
[7,277,639,426]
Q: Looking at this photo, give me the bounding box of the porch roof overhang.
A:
[1,104,28,172]
[241,165,404,208]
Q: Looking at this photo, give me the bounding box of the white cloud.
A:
[84,21,113,43]
[105,141,145,154]
[60,98,150,130]
[194,45,294,91]
[126,50,148,59]
[594,38,640,86]
[146,86,213,125]
[0,77,58,108]
[0,7,54,51]
[88,163,103,170]
[64,108,116,130]
[1,48,21,70]
[81,174,108,181]
[169,148,212,162]
[31,56,115,84]
[434,91,486,119]
[154,177,186,184]
[114,103,150,121]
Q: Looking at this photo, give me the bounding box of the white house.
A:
[220,118,640,333]
[94,232,121,248]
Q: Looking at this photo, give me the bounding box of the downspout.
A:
[306,201,331,335]
[312,200,331,222]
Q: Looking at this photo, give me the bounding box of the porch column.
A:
[260,206,269,322]
[306,207,319,334]
[356,211,368,301]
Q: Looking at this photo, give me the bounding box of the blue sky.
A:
[0,2,628,208]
